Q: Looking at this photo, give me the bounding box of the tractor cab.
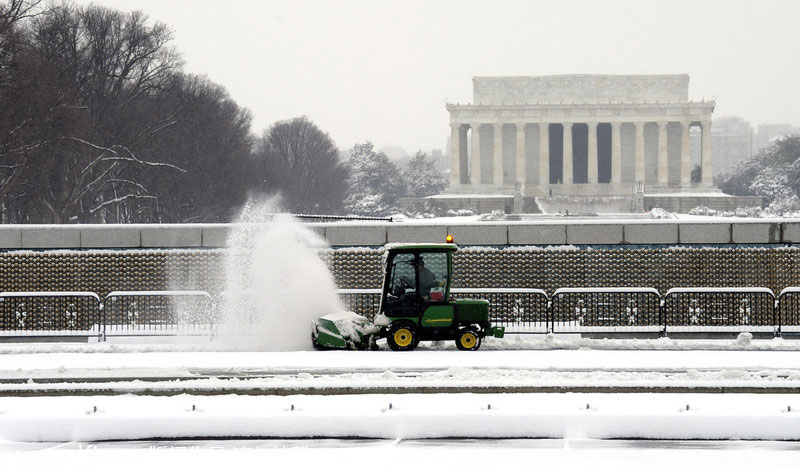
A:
[382,243,455,319]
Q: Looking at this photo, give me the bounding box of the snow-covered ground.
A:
[2,336,800,466]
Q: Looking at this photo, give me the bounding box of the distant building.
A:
[691,116,753,176]
[446,74,716,197]
[753,124,800,154]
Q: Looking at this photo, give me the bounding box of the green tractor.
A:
[312,242,505,351]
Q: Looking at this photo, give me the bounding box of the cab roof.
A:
[384,243,458,252]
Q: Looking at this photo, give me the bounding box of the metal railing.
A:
[777,288,800,334]
[663,287,776,333]
[104,291,214,336]
[0,292,101,336]
[551,288,662,333]
[2,286,800,340]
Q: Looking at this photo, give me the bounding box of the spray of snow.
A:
[214,197,345,350]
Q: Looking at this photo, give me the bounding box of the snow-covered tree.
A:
[717,135,800,202]
[344,142,405,216]
[402,150,446,198]
[748,167,794,205]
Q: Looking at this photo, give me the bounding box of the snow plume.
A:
[216,196,345,350]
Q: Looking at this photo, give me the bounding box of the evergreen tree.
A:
[344,142,405,216]
[402,150,446,198]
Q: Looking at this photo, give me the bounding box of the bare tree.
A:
[1,3,185,222]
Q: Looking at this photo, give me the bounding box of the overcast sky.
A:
[78,0,800,156]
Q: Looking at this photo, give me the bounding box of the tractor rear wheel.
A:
[456,327,481,351]
[386,321,419,351]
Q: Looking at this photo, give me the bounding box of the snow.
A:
[428,194,513,199]
[2,339,800,464]
[0,291,100,300]
[214,201,345,351]
[647,192,734,197]
[665,287,775,294]
[105,291,211,297]
[553,287,660,294]
[2,393,800,443]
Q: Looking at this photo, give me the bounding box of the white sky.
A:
[76,0,800,155]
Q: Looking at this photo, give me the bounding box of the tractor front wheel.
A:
[456,327,482,351]
[386,321,420,351]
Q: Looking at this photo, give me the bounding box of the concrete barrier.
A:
[81,226,140,248]
[508,224,567,245]
[732,223,779,244]
[20,225,81,249]
[201,225,232,248]
[679,223,731,244]
[446,224,507,245]
[0,227,22,249]
[2,220,800,249]
[140,225,202,248]
[567,224,623,245]
[782,223,800,243]
[624,223,679,244]
[387,225,448,244]
[326,225,386,246]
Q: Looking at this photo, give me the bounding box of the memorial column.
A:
[470,123,481,185]
[611,122,621,184]
[449,123,461,187]
[493,123,503,186]
[657,121,668,184]
[563,123,573,184]
[539,123,550,185]
[680,121,691,184]
[515,123,526,186]
[634,121,645,183]
[701,120,713,185]
[587,122,598,184]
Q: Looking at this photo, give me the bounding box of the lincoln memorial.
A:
[446,75,716,197]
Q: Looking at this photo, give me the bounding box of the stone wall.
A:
[1,220,798,249]
[472,75,690,105]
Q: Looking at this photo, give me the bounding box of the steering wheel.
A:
[400,276,413,288]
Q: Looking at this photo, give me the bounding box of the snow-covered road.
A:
[2,336,800,444]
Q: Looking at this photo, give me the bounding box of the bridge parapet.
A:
[0,220,796,249]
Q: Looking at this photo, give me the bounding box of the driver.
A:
[417,258,437,294]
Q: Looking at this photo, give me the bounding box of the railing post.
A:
[99,302,106,342]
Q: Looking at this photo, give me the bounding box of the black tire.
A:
[386,321,420,351]
[456,327,482,351]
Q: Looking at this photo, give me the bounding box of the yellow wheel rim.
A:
[460,332,477,349]
[394,328,413,347]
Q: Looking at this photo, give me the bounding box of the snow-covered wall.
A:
[0,219,798,249]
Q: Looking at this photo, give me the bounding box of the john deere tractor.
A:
[312,241,504,351]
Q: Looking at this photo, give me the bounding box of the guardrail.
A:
[663,287,776,334]
[451,288,549,333]
[2,286,800,341]
[103,291,214,337]
[777,288,800,334]
[0,292,101,337]
[551,288,662,333]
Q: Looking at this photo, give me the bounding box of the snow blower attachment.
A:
[312,242,505,351]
